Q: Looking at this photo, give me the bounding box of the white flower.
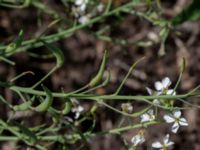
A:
[152,134,174,150]
[121,103,133,113]
[154,77,176,95]
[71,98,84,119]
[72,105,84,119]
[166,89,176,95]
[131,131,145,147]
[140,109,155,123]
[78,15,90,24]
[97,3,104,12]
[75,0,88,12]
[146,87,161,105]
[155,77,171,91]
[164,110,188,133]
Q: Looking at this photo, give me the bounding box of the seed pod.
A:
[89,50,108,87]
[13,100,32,111]
[62,100,72,115]
[40,40,64,68]
[35,85,53,112]
[180,57,186,73]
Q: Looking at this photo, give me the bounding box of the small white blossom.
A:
[131,130,145,147]
[155,77,171,91]
[164,110,188,133]
[140,109,155,123]
[146,87,161,105]
[75,0,88,12]
[152,134,174,150]
[121,103,133,113]
[97,3,104,12]
[71,98,84,119]
[78,15,90,24]
[153,99,161,105]
[154,77,176,95]
[72,105,84,119]
[75,0,85,5]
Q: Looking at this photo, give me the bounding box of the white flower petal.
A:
[75,0,83,5]
[77,106,84,112]
[140,114,150,123]
[78,16,90,24]
[179,118,188,126]
[75,112,80,119]
[163,134,170,144]
[140,110,155,123]
[152,142,162,148]
[156,91,163,96]
[164,115,175,123]
[147,109,154,115]
[131,134,145,146]
[173,110,181,118]
[172,122,180,133]
[162,77,171,88]
[164,134,174,147]
[153,135,174,149]
[155,81,163,91]
[80,4,87,11]
[166,89,176,95]
[72,104,84,119]
[166,141,174,147]
[97,3,104,12]
[146,87,152,95]
[153,99,160,105]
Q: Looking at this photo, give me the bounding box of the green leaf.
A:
[40,40,64,68]
[172,0,200,25]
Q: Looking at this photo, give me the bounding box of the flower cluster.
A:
[72,0,104,24]
[130,77,188,150]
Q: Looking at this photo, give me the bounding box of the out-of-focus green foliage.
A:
[172,0,200,25]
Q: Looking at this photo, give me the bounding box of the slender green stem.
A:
[10,71,34,82]
[0,1,149,56]
[114,57,145,95]
[31,66,57,89]
[8,85,200,100]
[99,100,151,117]
[0,56,15,65]
[0,121,158,142]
